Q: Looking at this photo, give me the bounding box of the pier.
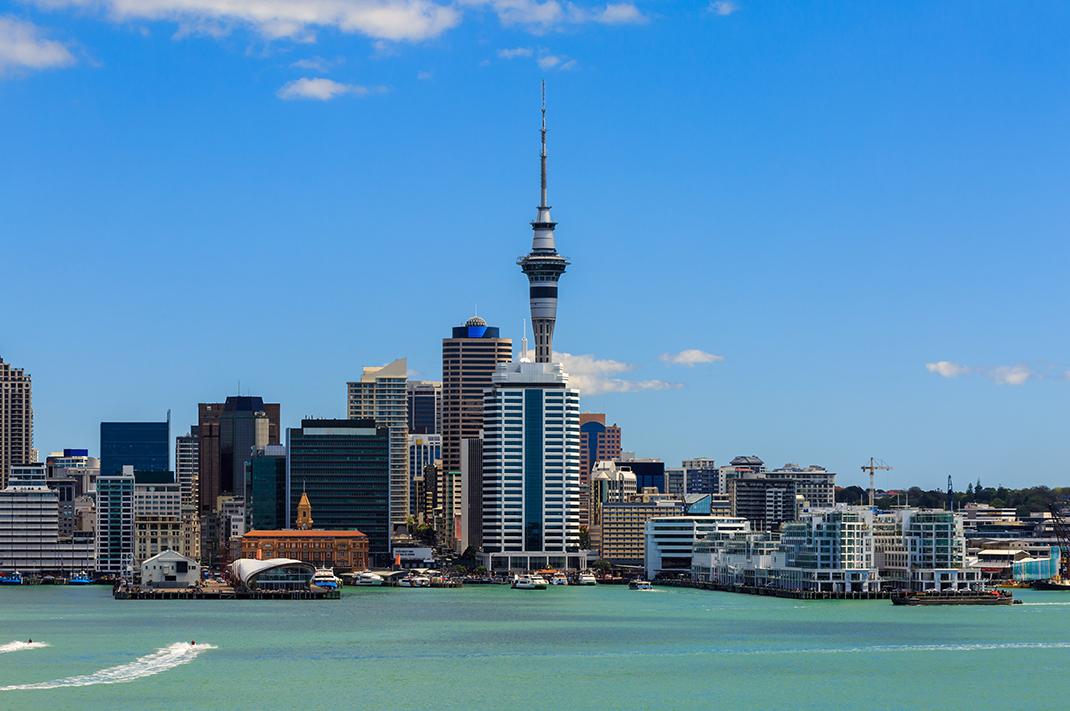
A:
[656,579,894,600]
[113,585,340,600]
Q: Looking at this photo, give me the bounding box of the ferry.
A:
[399,574,431,588]
[628,579,654,591]
[550,572,569,586]
[68,571,93,586]
[352,571,384,587]
[0,571,23,586]
[311,568,342,590]
[891,589,1019,606]
[576,572,598,586]
[512,574,548,590]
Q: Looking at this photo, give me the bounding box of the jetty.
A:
[655,579,894,600]
[113,584,339,600]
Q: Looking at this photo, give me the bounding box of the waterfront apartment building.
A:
[241,530,369,572]
[645,515,750,579]
[0,357,33,490]
[406,380,441,435]
[133,471,182,569]
[0,465,94,574]
[197,396,280,513]
[96,466,136,577]
[347,358,409,528]
[441,317,512,485]
[598,499,687,566]
[100,419,169,476]
[874,509,982,592]
[286,418,391,564]
[481,360,584,572]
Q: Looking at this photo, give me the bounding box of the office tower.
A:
[197,396,280,513]
[518,84,569,364]
[481,361,583,572]
[133,470,182,568]
[441,317,512,504]
[0,357,33,490]
[96,465,136,577]
[459,437,483,552]
[100,418,170,476]
[719,455,766,495]
[406,380,441,435]
[579,414,622,483]
[408,433,441,518]
[615,456,666,493]
[729,475,799,532]
[682,458,718,495]
[0,464,94,574]
[765,464,836,508]
[45,449,99,535]
[175,428,200,560]
[347,358,409,528]
[248,445,287,530]
[588,461,638,556]
[286,418,391,564]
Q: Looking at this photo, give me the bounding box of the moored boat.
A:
[1031,579,1070,591]
[399,574,431,588]
[550,572,568,586]
[576,572,598,586]
[891,589,1019,606]
[512,574,548,590]
[352,571,384,587]
[68,571,93,585]
[311,568,342,590]
[0,571,23,586]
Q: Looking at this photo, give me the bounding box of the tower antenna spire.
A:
[540,79,548,209]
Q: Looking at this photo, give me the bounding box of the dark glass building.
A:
[406,381,439,435]
[197,396,281,513]
[615,459,666,493]
[248,445,287,530]
[100,420,169,476]
[286,419,390,564]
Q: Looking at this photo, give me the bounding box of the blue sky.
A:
[2,1,1068,488]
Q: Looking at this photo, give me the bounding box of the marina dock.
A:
[113,585,340,600]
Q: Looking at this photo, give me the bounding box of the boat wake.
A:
[0,642,216,692]
[0,641,48,655]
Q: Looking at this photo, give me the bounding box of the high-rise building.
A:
[406,380,441,435]
[0,464,94,574]
[175,428,200,561]
[197,396,280,513]
[518,84,569,364]
[96,466,135,577]
[408,433,441,519]
[729,475,799,532]
[459,436,484,553]
[0,357,33,490]
[615,456,666,493]
[248,445,287,530]
[441,317,512,479]
[765,464,836,509]
[286,418,391,564]
[347,358,409,528]
[682,458,719,495]
[99,418,169,477]
[579,414,622,484]
[481,361,583,572]
[133,471,182,569]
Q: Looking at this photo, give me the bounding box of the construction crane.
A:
[860,457,893,508]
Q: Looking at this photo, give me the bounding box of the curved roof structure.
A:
[229,558,315,587]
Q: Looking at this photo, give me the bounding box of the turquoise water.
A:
[2,585,1069,709]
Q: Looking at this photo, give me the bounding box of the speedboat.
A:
[68,571,93,586]
[311,568,342,590]
[353,571,384,587]
[550,572,568,586]
[0,571,23,586]
[576,572,598,586]
[628,579,653,591]
[512,574,548,590]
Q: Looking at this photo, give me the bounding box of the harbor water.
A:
[2,585,1069,709]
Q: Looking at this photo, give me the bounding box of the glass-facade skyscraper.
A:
[99,419,169,476]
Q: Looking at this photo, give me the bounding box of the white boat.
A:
[550,572,568,586]
[628,579,654,591]
[399,574,431,588]
[512,574,548,590]
[311,567,342,589]
[576,572,598,586]
[353,571,384,587]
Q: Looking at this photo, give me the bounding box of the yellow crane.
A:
[861,457,893,508]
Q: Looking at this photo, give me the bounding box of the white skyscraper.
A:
[480,360,583,572]
[347,357,409,527]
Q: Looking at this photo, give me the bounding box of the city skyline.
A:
[4,2,1070,488]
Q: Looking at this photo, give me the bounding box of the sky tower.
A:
[518,82,569,364]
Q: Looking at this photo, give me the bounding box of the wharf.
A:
[657,579,893,600]
[113,585,339,600]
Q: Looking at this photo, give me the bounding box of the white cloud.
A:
[0,16,75,75]
[660,349,724,367]
[709,1,738,16]
[537,53,575,70]
[277,76,374,100]
[29,0,463,42]
[597,3,645,24]
[925,360,969,378]
[497,46,533,59]
[990,365,1031,386]
[557,352,679,395]
[291,56,338,72]
[463,1,646,31]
